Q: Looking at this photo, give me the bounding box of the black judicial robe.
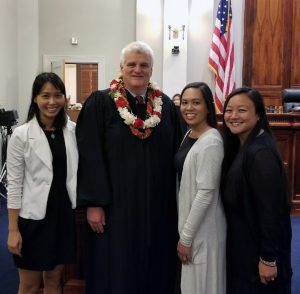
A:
[175,105,189,136]
[76,89,181,294]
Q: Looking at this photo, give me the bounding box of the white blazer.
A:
[7,116,78,220]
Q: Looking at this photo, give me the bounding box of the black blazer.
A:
[222,132,292,283]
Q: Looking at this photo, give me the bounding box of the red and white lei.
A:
[109,78,163,139]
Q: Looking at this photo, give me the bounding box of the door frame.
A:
[43,55,106,90]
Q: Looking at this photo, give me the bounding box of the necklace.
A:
[44,129,56,139]
[109,78,163,139]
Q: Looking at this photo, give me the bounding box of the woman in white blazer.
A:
[7,72,78,294]
[174,82,226,294]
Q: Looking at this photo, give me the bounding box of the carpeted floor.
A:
[291,215,300,294]
[0,197,299,293]
[0,197,18,294]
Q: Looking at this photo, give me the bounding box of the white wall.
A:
[65,64,77,104]
[0,0,18,110]
[1,0,245,124]
[39,0,136,86]
[17,0,39,123]
[231,0,245,88]
[187,0,215,88]
[162,0,188,97]
[136,0,164,86]
[136,0,245,97]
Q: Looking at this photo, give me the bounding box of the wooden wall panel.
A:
[291,0,300,87]
[294,132,300,204]
[76,64,98,104]
[243,0,294,105]
[274,130,293,177]
[252,0,284,87]
[268,114,300,214]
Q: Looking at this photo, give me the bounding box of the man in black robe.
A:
[76,41,181,294]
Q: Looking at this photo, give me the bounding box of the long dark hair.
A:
[180,82,217,128]
[221,87,272,176]
[27,72,67,129]
[221,86,291,209]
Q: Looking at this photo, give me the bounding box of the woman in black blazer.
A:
[220,87,292,294]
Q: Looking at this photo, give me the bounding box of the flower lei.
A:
[109,78,163,139]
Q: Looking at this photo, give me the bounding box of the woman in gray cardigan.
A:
[174,82,226,294]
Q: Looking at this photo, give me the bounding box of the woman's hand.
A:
[87,207,106,233]
[7,230,22,257]
[259,261,278,285]
[177,240,192,265]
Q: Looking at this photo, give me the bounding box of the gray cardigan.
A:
[178,128,226,294]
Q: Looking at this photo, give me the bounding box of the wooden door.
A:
[76,64,98,104]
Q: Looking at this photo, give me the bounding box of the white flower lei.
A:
[109,78,163,139]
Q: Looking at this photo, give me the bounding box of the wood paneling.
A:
[273,130,293,176]
[291,0,300,87]
[76,64,98,104]
[294,132,300,203]
[252,0,284,86]
[243,0,295,105]
[67,109,80,122]
[243,0,300,212]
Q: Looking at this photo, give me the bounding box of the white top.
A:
[7,117,78,220]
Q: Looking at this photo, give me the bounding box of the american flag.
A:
[208,0,235,113]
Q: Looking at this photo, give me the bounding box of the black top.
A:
[43,129,68,205]
[222,132,292,287]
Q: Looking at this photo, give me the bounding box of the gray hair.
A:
[120,41,154,67]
